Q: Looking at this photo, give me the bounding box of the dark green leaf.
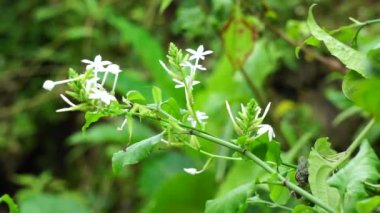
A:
[126,90,146,104]
[82,112,105,133]
[112,132,164,174]
[328,141,380,212]
[19,193,90,213]
[205,183,254,213]
[307,4,369,77]
[142,173,216,213]
[292,204,316,213]
[161,98,181,119]
[268,174,290,205]
[308,138,341,210]
[355,196,380,213]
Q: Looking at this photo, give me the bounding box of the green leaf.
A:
[307,4,369,77]
[248,136,282,165]
[292,204,316,213]
[342,70,364,100]
[222,15,256,68]
[243,39,281,89]
[152,86,162,105]
[142,173,216,213]
[355,196,380,213]
[268,174,290,205]
[216,161,263,196]
[19,193,90,213]
[126,90,146,104]
[138,153,192,198]
[112,132,164,174]
[0,194,19,213]
[161,98,181,119]
[328,141,380,212]
[308,137,341,210]
[82,112,105,133]
[205,183,254,213]
[351,78,380,121]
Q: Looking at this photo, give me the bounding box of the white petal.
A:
[60,94,76,107]
[183,168,201,175]
[43,80,55,91]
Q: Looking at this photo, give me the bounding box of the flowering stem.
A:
[126,106,335,212]
[187,129,337,213]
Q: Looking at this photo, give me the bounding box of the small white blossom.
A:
[183,168,202,175]
[173,76,200,89]
[42,76,83,91]
[81,55,111,73]
[88,88,117,105]
[43,80,56,91]
[256,124,275,141]
[181,61,206,73]
[186,45,213,61]
[188,111,208,127]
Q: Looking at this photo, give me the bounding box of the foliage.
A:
[1,1,380,213]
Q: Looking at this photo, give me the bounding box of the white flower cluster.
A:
[254,103,276,141]
[226,102,275,141]
[159,45,213,128]
[43,55,121,112]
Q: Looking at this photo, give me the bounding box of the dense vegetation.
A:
[1,1,380,212]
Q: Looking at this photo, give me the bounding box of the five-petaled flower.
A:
[186,45,213,61]
[88,88,117,105]
[188,111,208,127]
[81,55,111,74]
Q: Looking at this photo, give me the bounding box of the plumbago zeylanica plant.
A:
[35,6,380,213]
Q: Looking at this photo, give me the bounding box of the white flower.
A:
[88,88,117,105]
[181,61,206,72]
[186,45,213,61]
[42,76,83,91]
[81,55,111,73]
[256,124,275,141]
[188,111,208,127]
[173,76,200,89]
[183,168,202,175]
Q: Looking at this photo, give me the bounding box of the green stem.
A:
[189,129,337,213]
[346,118,375,155]
[333,118,376,170]
[127,108,336,212]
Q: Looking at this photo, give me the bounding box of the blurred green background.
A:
[1,0,380,212]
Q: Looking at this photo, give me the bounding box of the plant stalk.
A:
[190,129,337,213]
